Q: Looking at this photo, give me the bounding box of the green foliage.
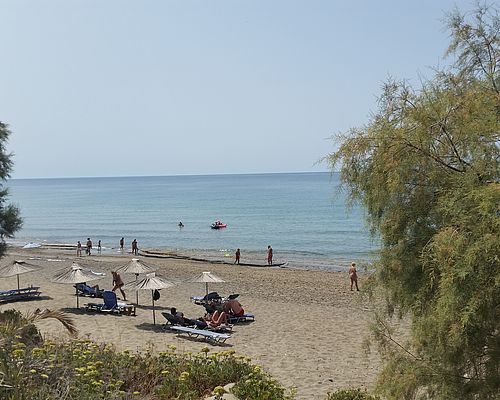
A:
[327,5,500,400]
[0,310,293,399]
[326,388,380,400]
[0,121,22,258]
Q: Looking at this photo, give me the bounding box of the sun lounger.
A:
[169,325,231,344]
[228,313,255,323]
[85,291,136,316]
[0,287,41,302]
[161,312,231,332]
[74,283,104,298]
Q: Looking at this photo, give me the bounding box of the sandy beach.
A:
[0,247,382,399]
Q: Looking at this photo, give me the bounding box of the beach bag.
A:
[153,289,160,301]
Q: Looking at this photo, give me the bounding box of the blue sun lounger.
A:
[0,287,41,303]
[169,325,231,345]
[85,291,136,316]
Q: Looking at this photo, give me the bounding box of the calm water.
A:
[6,173,379,270]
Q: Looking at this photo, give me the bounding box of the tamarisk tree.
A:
[0,122,22,258]
[327,6,499,400]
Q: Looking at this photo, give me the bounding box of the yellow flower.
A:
[29,369,37,374]
[40,374,49,379]
[161,370,169,375]
[133,391,140,395]
[201,346,210,353]
[213,386,225,395]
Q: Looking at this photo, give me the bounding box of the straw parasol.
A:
[52,262,104,308]
[0,260,39,290]
[123,272,174,325]
[116,258,155,305]
[189,271,225,296]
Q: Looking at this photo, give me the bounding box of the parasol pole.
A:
[151,290,156,325]
[17,274,20,291]
[206,282,208,297]
[76,286,80,308]
[135,273,139,305]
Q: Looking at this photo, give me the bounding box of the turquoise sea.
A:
[6,172,379,271]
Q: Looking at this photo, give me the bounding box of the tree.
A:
[0,122,22,257]
[327,5,499,399]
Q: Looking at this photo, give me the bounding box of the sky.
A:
[0,0,476,179]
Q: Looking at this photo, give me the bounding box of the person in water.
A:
[119,237,124,251]
[267,245,273,265]
[131,239,138,255]
[76,241,82,257]
[234,248,241,264]
[349,262,359,291]
[178,221,184,228]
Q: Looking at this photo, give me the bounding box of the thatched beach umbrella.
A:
[116,258,155,305]
[123,272,174,325]
[51,262,104,308]
[190,271,225,296]
[0,260,39,290]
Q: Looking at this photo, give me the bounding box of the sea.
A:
[5,172,379,271]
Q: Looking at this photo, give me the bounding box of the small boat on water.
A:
[211,221,227,229]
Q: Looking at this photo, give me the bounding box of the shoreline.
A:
[8,239,377,273]
[0,246,383,399]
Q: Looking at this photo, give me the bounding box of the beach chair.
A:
[0,287,41,303]
[161,312,232,333]
[190,291,222,305]
[74,283,104,298]
[168,325,231,345]
[228,313,255,324]
[85,291,136,316]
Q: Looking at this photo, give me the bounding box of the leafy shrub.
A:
[326,388,380,400]
[0,309,294,399]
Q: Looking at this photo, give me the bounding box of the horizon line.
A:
[10,170,335,181]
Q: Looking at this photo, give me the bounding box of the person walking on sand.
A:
[349,262,359,291]
[97,240,101,254]
[131,239,138,255]
[119,237,124,251]
[86,238,92,256]
[76,241,82,257]
[267,245,273,265]
[234,248,241,264]
[111,271,127,301]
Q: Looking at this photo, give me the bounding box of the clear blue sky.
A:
[0,0,474,179]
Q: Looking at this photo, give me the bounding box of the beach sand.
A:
[0,248,383,399]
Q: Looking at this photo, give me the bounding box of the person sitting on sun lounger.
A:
[223,298,245,317]
[169,307,208,329]
[204,305,230,328]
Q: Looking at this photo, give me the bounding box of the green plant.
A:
[326,388,380,400]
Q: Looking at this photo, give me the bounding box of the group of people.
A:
[76,238,101,257]
[77,237,138,256]
[233,245,273,265]
[119,237,138,255]
[169,295,245,329]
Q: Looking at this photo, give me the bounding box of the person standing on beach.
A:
[76,241,82,257]
[119,237,124,251]
[234,248,241,264]
[111,271,127,301]
[86,238,92,256]
[131,239,138,255]
[349,262,359,291]
[97,240,101,254]
[267,245,273,265]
